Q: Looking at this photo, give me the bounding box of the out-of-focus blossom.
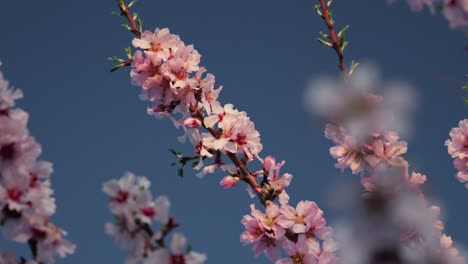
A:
[388,0,468,29]
[454,158,468,187]
[104,172,206,263]
[305,64,416,141]
[241,200,336,263]
[0,68,74,263]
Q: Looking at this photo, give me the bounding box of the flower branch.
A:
[316,0,352,79]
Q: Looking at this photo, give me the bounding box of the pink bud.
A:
[183,118,202,128]
[220,176,239,189]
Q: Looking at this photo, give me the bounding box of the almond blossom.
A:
[241,200,336,263]
[275,235,317,264]
[454,158,468,187]
[446,119,468,187]
[104,172,206,264]
[446,119,468,159]
[0,68,75,263]
[389,0,468,29]
[203,104,262,160]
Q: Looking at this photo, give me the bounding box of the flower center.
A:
[7,188,22,202]
[114,190,129,203]
[235,134,247,145]
[291,254,304,264]
[175,68,187,80]
[295,214,304,224]
[150,42,161,52]
[223,129,233,138]
[141,207,156,218]
[265,216,274,227]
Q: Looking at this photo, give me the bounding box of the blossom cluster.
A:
[390,0,468,28]
[0,69,75,263]
[103,172,207,264]
[336,175,465,264]
[241,197,338,264]
[129,28,263,179]
[124,26,337,263]
[446,119,468,187]
[307,67,465,263]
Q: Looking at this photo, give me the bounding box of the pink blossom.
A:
[325,124,367,174]
[404,0,436,11]
[278,201,326,234]
[32,221,76,263]
[103,172,171,228]
[195,162,236,178]
[132,28,179,61]
[442,0,468,28]
[241,205,284,261]
[130,50,163,88]
[219,175,239,189]
[240,214,265,245]
[197,71,222,115]
[183,117,201,128]
[261,156,293,191]
[203,104,262,159]
[275,235,317,264]
[0,116,41,171]
[365,138,408,168]
[253,203,286,239]
[446,119,468,159]
[454,158,468,187]
[0,71,23,111]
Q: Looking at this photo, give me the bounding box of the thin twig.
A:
[116,0,142,38]
[318,0,349,79]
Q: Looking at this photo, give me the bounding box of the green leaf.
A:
[314,4,323,16]
[319,31,329,39]
[316,38,332,47]
[349,60,359,76]
[137,17,143,33]
[110,63,125,72]
[339,36,344,48]
[337,25,350,38]
[122,23,132,31]
[341,41,348,52]
[108,56,125,63]
[128,0,138,8]
[125,47,132,59]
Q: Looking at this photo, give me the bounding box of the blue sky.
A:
[0,0,466,263]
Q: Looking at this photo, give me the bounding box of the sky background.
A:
[0,0,467,263]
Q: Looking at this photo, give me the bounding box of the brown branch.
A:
[318,0,349,79]
[116,0,142,38]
